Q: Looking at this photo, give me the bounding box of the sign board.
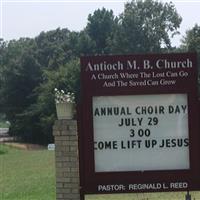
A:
[79,53,200,194]
[93,94,189,172]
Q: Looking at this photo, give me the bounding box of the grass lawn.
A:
[0,144,56,200]
[1,144,200,200]
[85,191,200,200]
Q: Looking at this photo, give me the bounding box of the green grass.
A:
[1,144,200,200]
[0,144,56,200]
[85,192,200,200]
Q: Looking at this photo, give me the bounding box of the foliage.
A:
[86,7,117,54]
[181,24,200,53]
[0,39,40,116]
[0,38,43,142]
[0,122,10,128]
[32,59,80,144]
[0,0,184,144]
[110,0,182,54]
[34,28,74,69]
[0,30,80,144]
[180,24,200,94]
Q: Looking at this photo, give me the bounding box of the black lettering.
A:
[125,118,130,126]
[118,118,124,126]
[145,140,157,148]
[94,108,100,116]
[184,138,189,147]
[171,139,176,147]
[107,107,113,115]
[100,107,106,115]
[130,129,135,137]
[159,139,164,148]
[166,139,171,147]
[148,117,159,126]
[177,138,183,147]
[159,138,189,148]
[95,141,118,150]
[121,107,126,115]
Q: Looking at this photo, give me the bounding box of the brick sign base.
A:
[53,119,80,200]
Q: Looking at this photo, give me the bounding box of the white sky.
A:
[1,0,200,47]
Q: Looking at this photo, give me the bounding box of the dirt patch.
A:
[3,142,46,150]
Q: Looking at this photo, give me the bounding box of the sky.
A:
[1,0,200,47]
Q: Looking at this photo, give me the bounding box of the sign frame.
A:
[78,53,200,194]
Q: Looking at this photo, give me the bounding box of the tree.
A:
[181,24,200,53]
[110,0,182,54]
[0,29,81,144]
[76,31,96,56]
[0,38,40,117]
[180,24,200,95]
[35,28,75,69]
[33,59,80,144]
[0,38,43,142]
[0,2,184,144]
[86,8,117,54]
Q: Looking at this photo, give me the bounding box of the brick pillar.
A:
[53,119,80,200]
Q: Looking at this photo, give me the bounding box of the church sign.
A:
[79,53,200,194]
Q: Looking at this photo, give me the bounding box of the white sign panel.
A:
[93,94,189,172]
